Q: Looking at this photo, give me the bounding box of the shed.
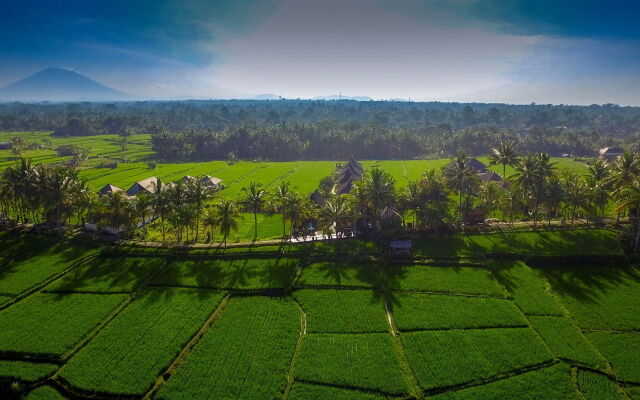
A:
[390,240,412,257]
[201,175,223,190]
[599,147,624,162]
[97,184,124,196]
[0,142,11,150]
[127,177,158,196]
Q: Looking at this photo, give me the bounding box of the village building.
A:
[467,158,489,173]
[335,156,364,195]
[0,142,12,150]
[389,240,412,257]
[599,147,624,162]
[127,177,158,196]
[97,184,124,196]
[182,175,223,190]
[309,190,326,207]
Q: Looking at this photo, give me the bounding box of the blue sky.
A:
[1,0,639,104]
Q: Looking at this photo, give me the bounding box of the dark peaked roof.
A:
[98,184,124,196]
[467,158,488,173]
[334,157,364,195]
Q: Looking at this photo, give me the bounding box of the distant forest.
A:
[1,100,639,160]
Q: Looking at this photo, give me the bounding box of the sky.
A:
[1,0,639,105]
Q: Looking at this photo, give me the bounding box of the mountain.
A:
[252,93,281,100]
[0,67,135,102]
[311,94,373,101]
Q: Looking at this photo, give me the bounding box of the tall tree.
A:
[489,139,520,179]
[241,182,266,240]
[444,152,475,222]
[210,199,240,247]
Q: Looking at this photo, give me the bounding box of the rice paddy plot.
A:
[0,241,97,295]
[0,361,57,382]
[528,316,607,369]
[401,328,553,391]
[298,261,399,289]
[220,162,298,199]
[491,261,565,316]
[151,257,299,290]
[25,386,67,399]
[294,333,408,395]
[578,370,627,400]
[293,289,388,333]
[586,332,640,383]
[288,382,390,400]
[0,293,127,356]
[392,264,507,297]
[282,161,337,193]
[547,265,640,330]
[391,293,527,331]
[44,256,164,293]
[58,288,226,395]
[430,363,579,400]
[157,296,300,400]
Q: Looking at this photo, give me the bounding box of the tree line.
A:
[1,141,639,251]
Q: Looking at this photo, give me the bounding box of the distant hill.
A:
[252,93,281,100]
[312,94,373,101]
[0,67,135,102]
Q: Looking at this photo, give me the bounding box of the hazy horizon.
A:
[2,0,639,106]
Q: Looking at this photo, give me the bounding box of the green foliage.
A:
[151,257,299,289]
[0,293,126,355]
[0,361,57,382]
[25,386,67,400]
[59,288,225,395]
[547,265,640,330]
[0,241,97,295]
[392,264,506,297]
[578,370,627,400]
[298,261,394,289]
[44,256,164,293]
[402,328,553,390]
[157,296,299,400]
[491,261,565,316]
[430,363,579,400]
[392,294,527,331]
[528,316,607,369]
[289,382,389,400]
[293,289,388,333]
[295,333,408,395]
[586,332,640,383]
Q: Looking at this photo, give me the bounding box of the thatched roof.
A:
[477,171,503,184]
[335,157,364,195]
[98,184,124,196]
[599,147,624,155]
[201,175,222,186]
[127,177,158,195]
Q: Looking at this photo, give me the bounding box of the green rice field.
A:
[0,228,638,399]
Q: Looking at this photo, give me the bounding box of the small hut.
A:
[599,147,624,162]
[0,142,12,150]
[97,184,124,196]
[390,240,412,257]
[127,177,158,196]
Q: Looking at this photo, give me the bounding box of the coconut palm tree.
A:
[320,195,351,237]
[39,166,84,227]
[270,181,291,240]
[135,194,153,238]
[240,182,266,240]
[607,152,640,221]
[565,177,589,224]
[357,166,396,231]
[202,206,217,243]
[615,183,640,252]
[185,177,213,242]
[542,177,564,224]
[489,139,520,179]
[210,199,240,247]
[512,153,554,227]
[100,191,136,240]
[444,152,475,222]
[151,179,171,242]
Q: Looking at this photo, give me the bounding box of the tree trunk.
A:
[254,210,258,240]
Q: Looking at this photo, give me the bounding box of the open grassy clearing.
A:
[492,261,565,316]
[0,293,127,356]
[528,316,607,369]
[430,363,579,400]
[545,264,640,330]
[0,361,57,382]
[288,382,390,400]
[44,256,164,293]
[25,386,67,400]
[586,332,640,383]
[157,296,299,400]
[59,288,225,395]
[391,293,527,331]
[578,370,627,400]
[294,333,408,395]
[391,264,507,297]
[293,289,388,333]
[151,257,299,290]
[402,328,553,391]
[0,239,97,295]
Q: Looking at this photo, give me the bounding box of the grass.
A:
[528,316,607,369]
[25,386,67,399]
[401,328,553,391]
[0,239,98,295]
[288,382,389,400]
[297,261,396,289]
[586,332,640,383]
[491,261,565,316]
[391,293,527,331]
[545,264,640,330]
[578,370,627,400]
[0,361,57,382]
[412,229,623,259]
[391,264,507,297]
[294,333,408,395]
[430,363,579,400]
[151,257,299,290]
[293,289,388,333]
[44,256,165,293]
[0,293,127,356]
[157,296,300,400]
[59,288,225,395]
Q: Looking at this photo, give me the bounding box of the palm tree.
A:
[489,139,520,179]
[241,182,266,240]
[151,180,171,242]
[271,181,291,240]
[202,207,217,243]
[185,177,213,242]
[444,152,475,222]
[543,178,564,224]
[320,195,351,237]
[100,191,136,240]
[512,153,554,227]
[615,183,640,252]
[357,167,396,231]
[39,166,84,227]
[135,194,153,238]
[210,199,240,247]
[282,192,313,239]
[607,152,640,221]
[565,177,589,224]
